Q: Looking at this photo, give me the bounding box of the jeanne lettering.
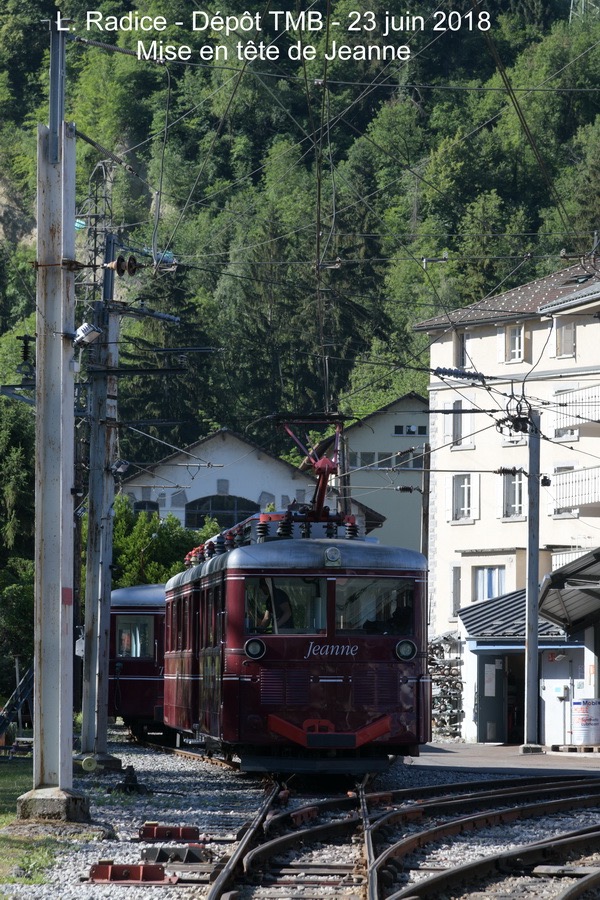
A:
[303,641,358,659]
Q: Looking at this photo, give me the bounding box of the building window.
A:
[116,615,154,658]
[453,474,472,520]
[395,424,427,436]
[448,473,479,522]
[502,470,525,518]
[395,451,413,469]
[455,330,471,368]
[185,495,260,530]
[473,566,505,602]
[506,324,524,362]
[556,320,575,358]
[349,451,394,469]
[445,399,473,449]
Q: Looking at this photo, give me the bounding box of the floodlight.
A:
[73,322,102,347]
[110,459,130,476]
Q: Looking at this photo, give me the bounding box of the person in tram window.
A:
[258,578,294,630]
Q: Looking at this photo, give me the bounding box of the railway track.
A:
[83,758,600,900]
[365,774,600,899]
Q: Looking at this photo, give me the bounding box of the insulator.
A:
[277,517,292,537]
[256,520,269,540]
[205,541,215,558]
[224,531,235,550]
[105,255,127,276]
[325,521,338,538]
[104,254,143,276]
[345,520,358,539]
[234,527,243,547]
[188,545,204,565]
[215,533,226,554]
[300,522,311,539]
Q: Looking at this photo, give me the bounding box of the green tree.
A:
[109,495,218,587]
[0,397,35,560]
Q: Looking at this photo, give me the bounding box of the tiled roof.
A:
[414,263,600,332]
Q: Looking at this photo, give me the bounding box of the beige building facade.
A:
[415,263,600,641]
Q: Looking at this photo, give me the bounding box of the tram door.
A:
[476,655,507,743]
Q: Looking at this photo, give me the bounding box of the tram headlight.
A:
[244,638,266,660]
[395,639,417,661]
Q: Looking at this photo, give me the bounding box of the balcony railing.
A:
[552,465,600,509]
[554,384,600,432]
[551,548,594,569]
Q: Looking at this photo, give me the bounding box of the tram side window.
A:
[165,603,172,651]
[116,615,154,658]
[183,597,190,650]
[335,578,415,635]
[207,589,215,646]
[176,598,184,651]
[245,577,327,634]
[214,585,223,644]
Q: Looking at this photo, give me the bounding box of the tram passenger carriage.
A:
[108,584,166,739]
[164,514,430,774]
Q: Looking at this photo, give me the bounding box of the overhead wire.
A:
[70,7,600,443]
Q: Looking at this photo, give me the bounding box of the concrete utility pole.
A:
[18,16,89,821]
[79,233,120,767]
[521,411,542,753]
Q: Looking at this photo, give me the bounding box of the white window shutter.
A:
[547,319,556,359]
[443,403,453,443]
[445,475,454,521]
[471,473,480,520]
[523,325,532,363]
[463,406,473,447]
[497,327,505,363]
[496,473,504,518]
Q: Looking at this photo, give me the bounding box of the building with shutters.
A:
[414,261,600,641]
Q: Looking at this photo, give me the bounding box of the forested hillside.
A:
[0,0,599,660]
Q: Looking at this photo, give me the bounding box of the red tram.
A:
[164,516,430,774]
[108,584,166,738]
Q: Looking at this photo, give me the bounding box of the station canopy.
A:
[539,548,600,632]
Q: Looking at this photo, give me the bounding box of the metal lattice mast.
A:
[570,0,600,22]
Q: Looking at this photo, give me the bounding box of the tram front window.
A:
[245,577,326,634]
[335,577,415,635]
